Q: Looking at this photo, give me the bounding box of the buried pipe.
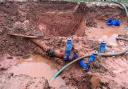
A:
[29,39,82,59]
[31,40,66,58]
[8,33,65,58]
[8,33,85,59]
[51,49,128,81]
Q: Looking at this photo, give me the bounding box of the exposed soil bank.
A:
[0,1,127,89]
[0,1,126,56]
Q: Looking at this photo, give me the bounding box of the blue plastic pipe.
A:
[79,53,95,71]
[88,54,95,64]
[79,59,90,72]
[72,52,78,60]
[64,38,72,61]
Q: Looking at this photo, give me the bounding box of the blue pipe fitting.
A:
[79,59,90,72]
[106,18,120,26]
[64,38,72,61]
[98,41,106,53]
[72,52,78,60]
[88,54,95,64]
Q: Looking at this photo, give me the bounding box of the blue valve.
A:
[98,41,106,53]
[79,59,90,72]
[106,18,120,26]
[64,38,72,61]
[88,54,95,64]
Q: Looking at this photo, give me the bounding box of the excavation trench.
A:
[0,1,128,89]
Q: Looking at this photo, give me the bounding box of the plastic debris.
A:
[98,41,106,53]
[64,38,72,61]
[106,18,120,26]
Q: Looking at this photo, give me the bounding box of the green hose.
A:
[51,49,128,81]
[50,54,90,81]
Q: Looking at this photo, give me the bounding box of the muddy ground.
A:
[0,1,128,89]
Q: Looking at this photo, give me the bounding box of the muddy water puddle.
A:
[7,55,66,88]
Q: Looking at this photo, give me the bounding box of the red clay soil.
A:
[0,1,125,56]
[0,1,127,89]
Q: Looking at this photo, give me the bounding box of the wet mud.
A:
[0,1,128,89]
[7,55,67,88]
